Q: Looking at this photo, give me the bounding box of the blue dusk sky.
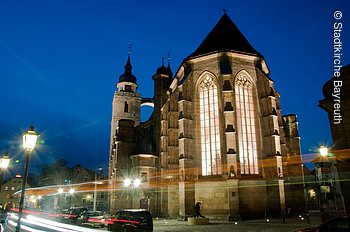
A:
[0,0,349,175]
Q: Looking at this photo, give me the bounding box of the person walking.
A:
[194,202,205,218]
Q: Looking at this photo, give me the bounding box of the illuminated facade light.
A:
[123,178,131,187]
[319,146,328,157]
[133,178,141,188]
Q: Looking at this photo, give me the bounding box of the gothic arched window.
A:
[235,73,258,174]
[199,74,221,176]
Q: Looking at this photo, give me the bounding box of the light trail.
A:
[9,213,106,232]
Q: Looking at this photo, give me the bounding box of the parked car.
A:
[295,215,350,232]
[77,210,106,227]
[107,209,153,232]
[62,207,88,224]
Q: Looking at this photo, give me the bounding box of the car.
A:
[77,210,106,227]
[107,209,153,232]
[62,207,88,224]
[295,215,350,232]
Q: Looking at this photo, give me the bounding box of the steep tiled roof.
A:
[187,13,261,59]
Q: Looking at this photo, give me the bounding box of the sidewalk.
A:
[153,213,322,232]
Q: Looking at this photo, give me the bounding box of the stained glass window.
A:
[235,74,258,174]
[199,75,221,176]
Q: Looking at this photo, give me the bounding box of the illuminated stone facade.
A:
[319,63,350,214]
[108,13,304,219]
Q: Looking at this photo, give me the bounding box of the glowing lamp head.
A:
[319,146,328,157]
[23,126,39,152]
[133,178,141,188]
[0,154,10,169]
[123,178,131,187]
[58,188,64,194]
[69,189,75,194]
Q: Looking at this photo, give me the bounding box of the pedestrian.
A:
[194,202,205,218]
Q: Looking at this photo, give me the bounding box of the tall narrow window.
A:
[235,74,258,174]
[124,102,129,113]
[199,74,221,176]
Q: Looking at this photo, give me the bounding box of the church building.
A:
[108,13,305,220]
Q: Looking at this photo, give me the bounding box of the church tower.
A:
[108,51,141,211]
[153,57,173,155]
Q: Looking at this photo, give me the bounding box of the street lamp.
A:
[93,167,103,211]
[68,188,75,208]
[0,153,10,192]
[57,188,64,210]
[58,188,64,194]
[37,195,42,209]
[314,145,332,222]
[15,126,39,232]
[319,146,328,157]
[124,178,141,208]
[124,178,131,187]
[133,178,141,188]
[301,163,310,224]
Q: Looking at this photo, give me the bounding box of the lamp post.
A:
[93,167,102,211]
[124,178,141,209]
[0,153,11,192]
[301,163,310,224]
[15,126,39,232]
[68,188,75,208]
[37,195,42,209]
[86,194,91,209]
[57,188,64,210]
[314,146,332,222]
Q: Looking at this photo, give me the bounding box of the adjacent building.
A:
[319,63,350,215]
[0,175,28,210]
[108,13,305,219]
[11,162,109,212]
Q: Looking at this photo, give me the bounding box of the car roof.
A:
[118,209,149,212]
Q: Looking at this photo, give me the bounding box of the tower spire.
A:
[167,51,172,77]
[125,43,132,73]
[167,51,170,67]
[128,43,132,57]
[118,44,137,84]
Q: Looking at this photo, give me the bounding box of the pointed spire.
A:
[156,56,167,75]
[118,44,137,84]
[124,43,132,73]
[167,51,171,67]
[167,51,172,77]
[128,43,131,56]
